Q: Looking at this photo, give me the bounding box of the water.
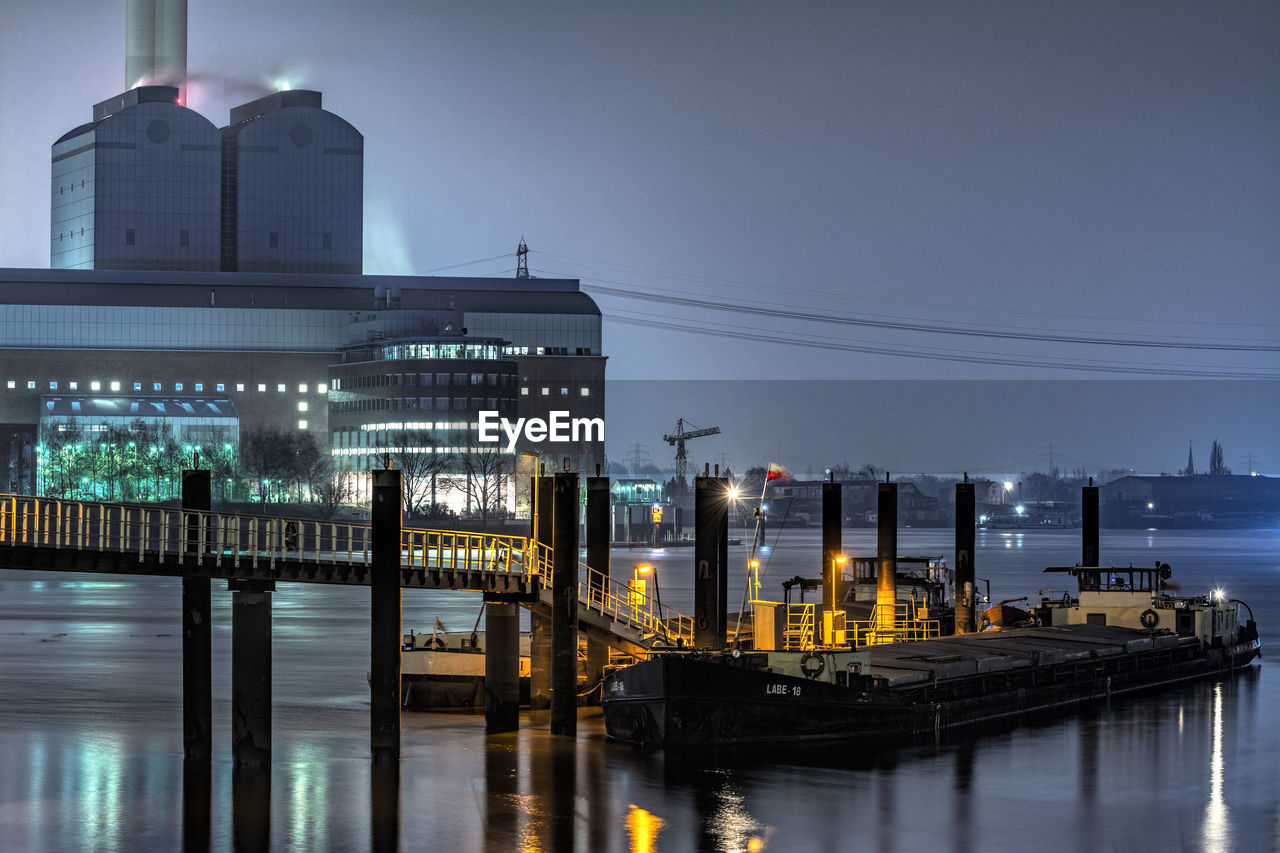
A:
[1,529,1277,852]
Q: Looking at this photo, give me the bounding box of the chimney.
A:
[126,0,188,103]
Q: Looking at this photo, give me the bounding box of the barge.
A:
[600,563,1260,747]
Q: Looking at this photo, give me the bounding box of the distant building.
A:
[1102,475,1280,527]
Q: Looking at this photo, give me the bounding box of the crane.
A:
[662,418,721,482]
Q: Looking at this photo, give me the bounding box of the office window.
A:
[27,381,36,390]
[269,232,279,249]
[297,401,309,412]
[153,382,162,392]
[5,381,13,389]
[580,387,590,396]
[69,381,78,390]
[49,381,57,390]
[323,233,332,249]
[298,420,308,430]
[318,383,328,394]
[236,383,245,392]
[521,387,529,396]
[277,384,286,393]
[89,381,100,391]
[180,229,189,247]
[216,383,225,392]
[194,383,203,392]
[560,387,568,396]
[110,381,120,391]
[175,383,183,391]
[133,382,142,391]
[298,384,308,393]
[541,387,549,396]
[125,229,135,246]
[258,384,267,392]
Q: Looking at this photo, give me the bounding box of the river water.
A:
[0,528,1276,852]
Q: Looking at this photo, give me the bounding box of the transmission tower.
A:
[516,237,529,279]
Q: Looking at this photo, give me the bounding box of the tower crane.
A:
[663,418,721,482]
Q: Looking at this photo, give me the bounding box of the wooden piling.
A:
[181,468,212,763]
[955,480,976,634]
[550,472,579,736]
[694,475,729,649]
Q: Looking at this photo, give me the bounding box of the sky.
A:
[1,1,1277,475]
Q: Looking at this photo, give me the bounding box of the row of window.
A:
[333,372,515,390]
[331,397,516,414]
[5,380,328,394]
[500,345,595,356]
[521,387,592,397]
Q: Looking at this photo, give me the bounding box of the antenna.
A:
[516,237,529,280]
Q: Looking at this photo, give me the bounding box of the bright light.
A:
[636,564,653,574]
[835,554,848,564]
[760,504,768,513]
[1004,481,1014,491]
[1147,502,1154,510]
[749,560,759,569]
[979,514,988,523]
[728,486,740,500]
[1213,588,1226,601]
[1015,505,1025,515]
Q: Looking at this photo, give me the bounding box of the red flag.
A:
[765,462,791,482]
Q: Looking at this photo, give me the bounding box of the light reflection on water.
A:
[0,528,1275,852]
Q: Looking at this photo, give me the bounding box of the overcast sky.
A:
[1,2,1277,474]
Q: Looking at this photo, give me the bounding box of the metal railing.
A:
[567,563,695,646]
[0,493,537,581]
[849,603,941,646]
[783,603,816,651]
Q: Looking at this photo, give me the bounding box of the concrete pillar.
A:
[954,480,976,634]
[585,475,610,683]
[530,476,554,711]
[821,480,842,644]
[550,472,579,736]
[370,468,402,762]
[1082,481,1099,567]
[181,468,211,762]
[694,476,729,649]
[876,480,898,631]
[230,581,272,767]
[484,598,520,733]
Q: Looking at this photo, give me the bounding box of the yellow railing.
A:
[0,493,536,579]
[849,603,941,646]
[574,563,694,646]
[783,603,816,651]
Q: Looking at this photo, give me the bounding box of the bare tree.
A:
[1209,439,1231,476]
[383,429,452,519]
[311,453,354,519]
[453,439,513,531]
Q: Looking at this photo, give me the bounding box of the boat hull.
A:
[601,627,1261,747]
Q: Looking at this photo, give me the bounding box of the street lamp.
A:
[635,563,666,640]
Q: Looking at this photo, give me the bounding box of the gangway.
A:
[0,493,691,651]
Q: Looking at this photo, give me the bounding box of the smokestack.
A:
[126,0,188,102]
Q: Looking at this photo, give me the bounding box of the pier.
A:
[0,470,694,763]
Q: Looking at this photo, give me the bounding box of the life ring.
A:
[800,652,825,680]
[1140,609,1159,629]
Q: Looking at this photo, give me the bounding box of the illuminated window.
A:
[28,381,36,390]
[110,381,120,391]
[194,383,203,392]
[216,383,225,392]
[541,387,549,396]
[317,383,328,394]
[175,383,183,391]
[69,381,79,390]
[153,382,162,391]
[5,381,14,389]
[298,420,309,430]
[297,401,309,412]
[257,384,266,392]
[277,384,286,393]
[560,387,568,396]
[580,387,590,396]
[521,387,529,395]
[90,381,100,391]
[298,384,308,393]
[49,381,57,390]
[236,383,245,392]
[133,382,142,391]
